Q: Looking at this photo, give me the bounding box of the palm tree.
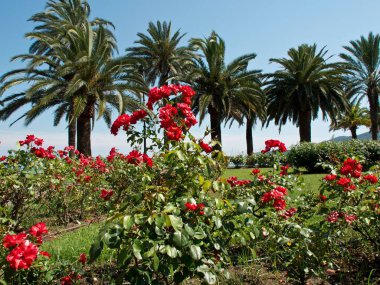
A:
[188,31,264,151]
[0,0,138,155]
[26,0,114,150]
[225,86,266,155]
[126,21,194,86]
[265,44,347,142]
[340,32,380,140]
[330,99,370,139]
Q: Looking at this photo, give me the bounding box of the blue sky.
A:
[1,0,379,155]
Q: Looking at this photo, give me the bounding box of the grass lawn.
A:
[223,167,325,194]
[41,222,114,264]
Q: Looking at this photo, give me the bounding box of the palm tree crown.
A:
[265,44,347,142]
[188,31,265,150]
[126,21,194,86]
[340,32,380,140]
[0,0,138,156]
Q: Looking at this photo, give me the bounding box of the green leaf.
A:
[134,214,145,224]
[89,239,103,263]
[104,232,121,248]
[212,181,220,191]
[175,150,185,161]
[194,228,206,240]
[212,216,222,228]
[173,231,189,248]
[123,215,134,231]
[168,215,183,232]
[184,224,194,236]
[143,245,156,258]
[203,272,217,284]
[133,240,143,260]
[189,245,202,260]
[117,248,132,266]
[202,180,212,192]
[155,215,165,228]
[166,245,179,258]
[153,254,159,271]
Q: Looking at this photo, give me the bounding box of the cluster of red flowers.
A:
[261,139,287,153]
[340,158,363,178]
[3,222,50,270]
[279,207,297,220]
[31,146,56,159]
[363,174,378,184]
[326,211,357,224]
[251,168,261,175]
[158,105,181,141]
[125,150,153,167]
[227,176,252,187]
[199,140,213,153]
[280,164,290,176]
[111,110,148,136]
[323,158,378,193]
[60,272,82,285]
[185,202,205,215]
[111,85,196,142]
[19,135,44,147]
[111,114,131,136]
[100,189,113,201]
[324,174,337,181]
[147,84,195,109]
[261,186,288,211]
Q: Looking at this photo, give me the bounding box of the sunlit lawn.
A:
[223,167,325,194]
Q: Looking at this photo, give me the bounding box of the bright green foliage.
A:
[287,140,380,172]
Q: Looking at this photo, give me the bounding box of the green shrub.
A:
[287,140,380,172]
[229,154,245,168]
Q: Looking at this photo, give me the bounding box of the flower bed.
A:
[1,85,380,284]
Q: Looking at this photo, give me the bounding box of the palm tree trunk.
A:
[368,88,379,140]
[208,105,222,150]
[68,117,76,157]
[299,109,312,142]
[77,102,94,156]
[246,116,254,155]
[350,126,358,139]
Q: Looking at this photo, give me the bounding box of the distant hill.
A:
[330,132,376,142]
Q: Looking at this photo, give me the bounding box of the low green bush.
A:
[229,154,245,168]
[286,140,380,172]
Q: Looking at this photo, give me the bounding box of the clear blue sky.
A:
[1,1,379,155]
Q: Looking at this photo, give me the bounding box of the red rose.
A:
[40,251,51,258]
[29,222,48,237]
[100,189,113,201]
[337,177,351,187]
[6,240,39,270]
[199,140,213,153]
[185,202,197,211]
[3,233,27,249]
[324,174,337,181]
[79,253,87,265]
[320,194,327,202]
[363,174,378,184]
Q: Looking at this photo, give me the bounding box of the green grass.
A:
[41,222,114,264]
[223,167,325,194]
